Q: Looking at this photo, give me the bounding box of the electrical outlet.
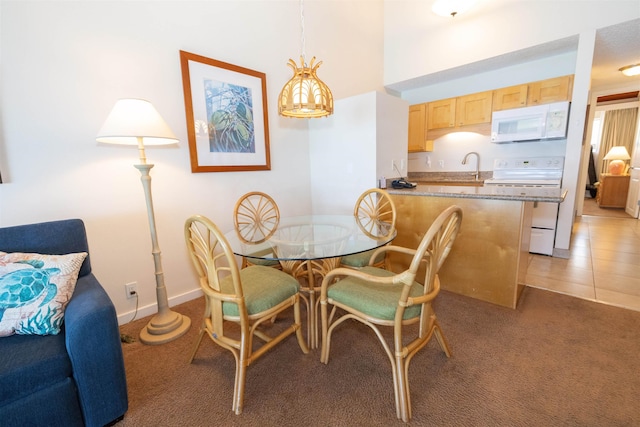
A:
[125,282,138,299]
[439,160,445,168]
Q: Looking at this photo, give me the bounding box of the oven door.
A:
[530,228,555,256]
[529,202,559,256]
[531,202,559,229]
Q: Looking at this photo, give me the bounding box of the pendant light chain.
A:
[300,0,306,65]
[277,0,333,118]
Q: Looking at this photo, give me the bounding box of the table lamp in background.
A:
[603,146,631,175]
[97,98,191,345]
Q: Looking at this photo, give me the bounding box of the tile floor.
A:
[526,212,640,312]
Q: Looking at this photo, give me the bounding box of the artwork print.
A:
[204,79,255,153]
[180,50,271,172]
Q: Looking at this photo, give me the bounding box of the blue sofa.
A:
[0,219,128,426]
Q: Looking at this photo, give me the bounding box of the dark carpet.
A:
[117,286,640,426]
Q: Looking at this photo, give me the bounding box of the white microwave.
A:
[491,101,570,144]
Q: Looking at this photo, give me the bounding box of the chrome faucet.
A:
[462,151,480,181]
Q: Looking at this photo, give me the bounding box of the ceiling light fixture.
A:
[432,0,476,17]
[619,64,640,77]
[278,0,333,118]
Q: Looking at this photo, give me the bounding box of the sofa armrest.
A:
[64,274,128,427]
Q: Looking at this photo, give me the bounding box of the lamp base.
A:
[139,309,191,345]
[608,159,625,175]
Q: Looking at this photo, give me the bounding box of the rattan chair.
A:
[185,215,308,415]
[320,205,462,422]
[340,188,397,269]
[233,191,281,269]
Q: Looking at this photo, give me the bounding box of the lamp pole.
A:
[97,99,191,345]
[135,138,190,344]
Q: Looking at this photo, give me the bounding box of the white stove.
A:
[484,179,561,187]
[486,156,564,256]
[484,156,564,187]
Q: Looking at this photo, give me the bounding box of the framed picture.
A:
[180,50,271,172]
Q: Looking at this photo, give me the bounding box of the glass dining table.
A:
[224,214,396,348]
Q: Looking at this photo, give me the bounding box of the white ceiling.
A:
[390,17,640,95]
[591,18,640,92]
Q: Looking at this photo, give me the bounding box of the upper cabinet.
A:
[492,75,573,111]
[408,103,433,152]
[493,85,529,111]
[456,91,493,126]
[528,75,573,105]
[407,75,573,152]
[427,91,493,130]
[408,93,493,150]
[427,98,456,130]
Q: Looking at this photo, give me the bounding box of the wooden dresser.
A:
[596,174,630,208]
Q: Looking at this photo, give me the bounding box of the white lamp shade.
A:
[604,146,631,175]
[96,99,178,146]
[603,146,631,161]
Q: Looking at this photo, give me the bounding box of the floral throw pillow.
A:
[0,251,87,337]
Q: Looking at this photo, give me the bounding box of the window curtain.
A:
[597,107,638,177]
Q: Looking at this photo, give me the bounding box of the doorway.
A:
[582,96,638,219]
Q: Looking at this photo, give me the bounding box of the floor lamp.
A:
[97,98,191,345]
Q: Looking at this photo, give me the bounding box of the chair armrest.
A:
[320,266,402,302]
[64,274,128,427]
[406,274,441,307]
[367,244,417,266]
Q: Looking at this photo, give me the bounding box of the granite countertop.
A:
[387,183,568,203]
[407,171,493,184]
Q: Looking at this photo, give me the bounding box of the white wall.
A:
[309,92,378,214]
[384,0,640,88]
[308,91,408,214]
[2,0,638,322]
[375,92,409,180]
[0,0,385,322]
[385,2,639,256]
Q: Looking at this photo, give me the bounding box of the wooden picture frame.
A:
[179,50,271,172]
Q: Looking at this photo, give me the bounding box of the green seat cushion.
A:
[219,266,299,317]
[328,266,423,320]
[341,249,384,268]
[246,258,280,267]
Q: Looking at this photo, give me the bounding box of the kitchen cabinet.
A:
[596,174,630,208]
[492,76,573,111]
[408,75,573,148]
[427,98,456,130]
[493,84,529,111]
[408,103,433,152]
[427,92,492,130]
[388,193,532,309]
[528,75,573,105]
[456,91,493,126]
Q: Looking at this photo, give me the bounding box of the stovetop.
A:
[487,156,564,186]
[484,178,562,187]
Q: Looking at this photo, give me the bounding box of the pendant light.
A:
[278,0,333,118]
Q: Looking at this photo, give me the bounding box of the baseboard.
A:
[117,288,203,325]
[552,248,570,259]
